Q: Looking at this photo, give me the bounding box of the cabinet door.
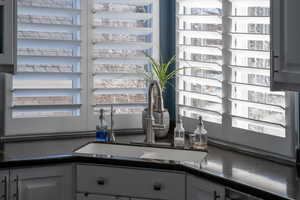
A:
[10,165,73,200]
[187,175,225,200]
[0,0,16,73]
[271,0,300,91]
[0,170,9,200]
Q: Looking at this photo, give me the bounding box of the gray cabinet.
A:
[271,0,300,91]
[0,170,9,200]
[10,165,73,200]
[0,0,16,73]
[77,164,185,200]
[187,175,225,200]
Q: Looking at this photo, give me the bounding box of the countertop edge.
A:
[0,154,293,200]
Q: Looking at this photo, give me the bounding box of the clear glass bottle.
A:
[174,114,185,147]
[192,116,207,150]
[96,109,109,141]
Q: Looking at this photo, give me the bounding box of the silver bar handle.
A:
[13,176,19,200]
[1,176,7,200]
[214,191,221,200]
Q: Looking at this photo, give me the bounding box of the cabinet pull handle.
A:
[14,176,19,200]
[214,191,220,200]
[84,192,89,197]
[153,183,162,191]
[97,178,105,185]
[1,176,7,200]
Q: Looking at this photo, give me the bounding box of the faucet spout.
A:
[145,80,165,144]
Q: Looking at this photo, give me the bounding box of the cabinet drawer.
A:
[77,164,185,200]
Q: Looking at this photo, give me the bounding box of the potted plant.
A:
[142,53,186,138]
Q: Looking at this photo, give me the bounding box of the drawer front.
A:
[77,164,185,200]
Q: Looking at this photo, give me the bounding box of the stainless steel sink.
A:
[73,142,207,163]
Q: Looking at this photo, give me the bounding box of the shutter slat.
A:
[93,27,152,35]
[93,73,145,80]
[178,89,222,99]
[18,55,81,65]
[18,6,81,16]
[18,23,81,32]
[93,88,146,95]
[18,39,81,48]
[12,88,81,96]
[94,0,152,5]
[12,104,81,109]
[93,12,152,20]
[93,103,147,107]
[14,72,81,81]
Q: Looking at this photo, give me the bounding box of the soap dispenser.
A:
[174,113,185,148]
[192,116,207,150]
[96,109,109,141]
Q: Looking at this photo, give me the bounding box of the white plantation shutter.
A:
[176,0,297,158]
[176,0,223,124]
[5,0,87,135]
[86,0,159,130]
[4,0,159,134]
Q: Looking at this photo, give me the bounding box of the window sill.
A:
[0,129,144,143]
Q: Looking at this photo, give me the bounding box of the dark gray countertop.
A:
[0,134,299,200]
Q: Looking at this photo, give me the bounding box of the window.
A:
[4,0,159,135]
[176,0,297,158]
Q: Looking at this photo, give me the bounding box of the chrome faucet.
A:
[145,80,165,144]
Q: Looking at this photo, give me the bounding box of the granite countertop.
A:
[0,134,299,200]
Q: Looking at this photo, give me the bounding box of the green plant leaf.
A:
[164,55,176,74]
[166,67,189,81]
[144,52,191,91]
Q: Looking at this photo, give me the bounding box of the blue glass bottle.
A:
[96,109,109,141]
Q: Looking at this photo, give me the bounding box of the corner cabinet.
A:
[10,165,74,200]
[187,175,225,200]
[271,0,300,91]
[0,0,16,73]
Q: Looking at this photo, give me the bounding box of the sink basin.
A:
[73,142,207,163]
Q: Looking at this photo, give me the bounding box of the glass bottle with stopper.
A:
[96,109,109,141]
[192,116,208,150]
[174,112,185,148]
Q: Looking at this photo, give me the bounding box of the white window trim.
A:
[4,0,160,135]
